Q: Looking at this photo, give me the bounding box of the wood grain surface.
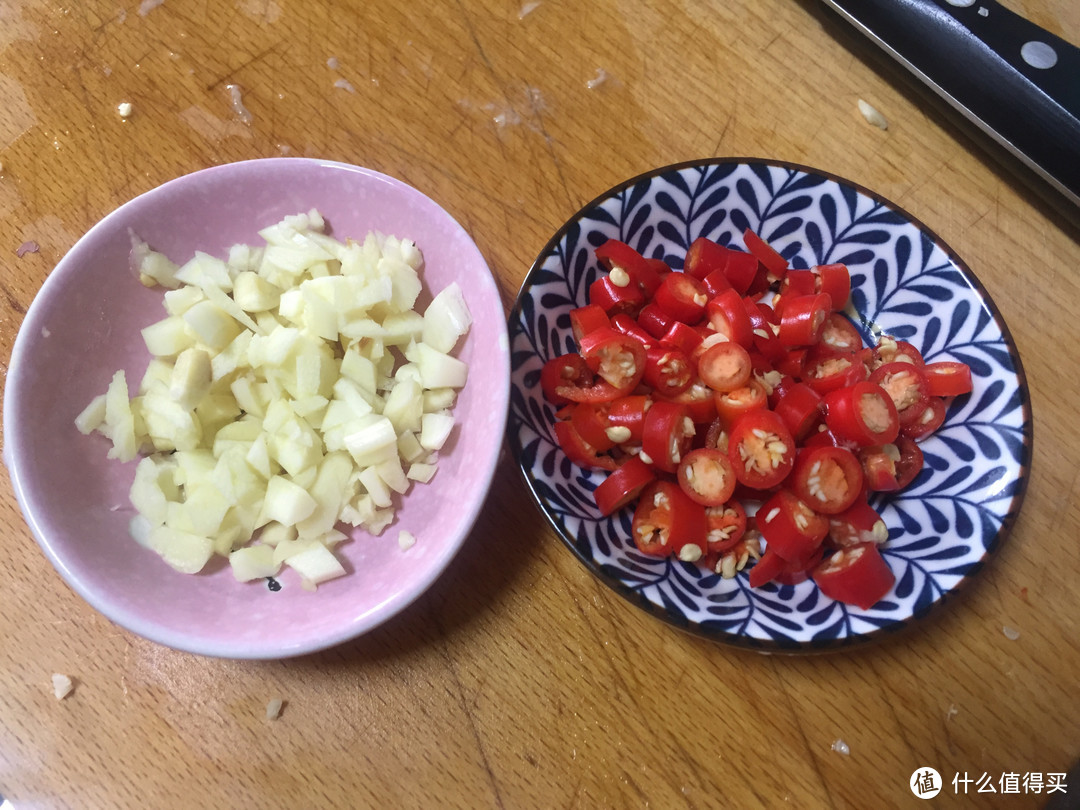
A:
[1,1,1078,808]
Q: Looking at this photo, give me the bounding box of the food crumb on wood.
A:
[586,68,608,90]
[398,530,416,551]
[226,83,253,125]
[831,738,850,755]
[138,0,164,16]
[16,240,40,258]
[334,78,356,93]
[518,1,540,19]
[857,99,888,130]
[1003,625,1020,640]
[117,101,133,119]
[265,697,284,720]
[946,703,958,721]
[52,673,74,700]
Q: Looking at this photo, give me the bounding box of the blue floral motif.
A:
[507,160,1031,651]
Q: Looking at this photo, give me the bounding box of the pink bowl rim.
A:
[3,157,510,658]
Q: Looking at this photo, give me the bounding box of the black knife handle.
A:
[823,0,1080,207]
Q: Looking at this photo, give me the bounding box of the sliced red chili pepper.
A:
[802,425,859,452]
[555,378,624,404]
[900,396,947,441]
[637,302,676,339]
[553,403,575,421]
[774,546,827,586]
[703,501,747,554]
[541,353,591,406]
[790,445,863,515]
[819,312,863,354]
[811,542,895,609]
[743,299,785,361]
[645,257,672,280]
[828,500,888,548]
[748,546,786,587]
[823,380,900,446]
[684,236,730,281]
[722,249,760,295]
[555,230,953,599]
[570,402,615,452]
[869,361,930,426]
[701,268,733,298]
[593,455,656,516]
[727,409,795,490]
[757,489,829,561]
[658,379,718,425]
[749,351,781,387]
[654,272,709,324]
[893,435,924,489]
[772,381,823,441]
[767,373,798,408]
[659,321,704,357]
[588,273,645,316]
[578,327,647,393]
[706,288,755,347]
[923,361,973,397]
[777,293,832,347]
[812,263,851,310]
[569,304,611,344]
[641,400,695,473]
[743,229,788,282]
[859,437,924,491]
[552,420,617,471]
[773,347,807,380]
[702,417,728,452]
[609,313,655,350]
[698,341,753,393]
[714,378,768,427]
[631,480,707,560]
[748,544,823,587]
[594,239,661,298]
[676,447,737,507]
[699,343,751,393]
[606,395,652,444]
[858,444,902,492]
[643,346,693,396]
[803,351,868,396]
[776,269,816,302]
[871,337,924,369]
[595,239,648,275]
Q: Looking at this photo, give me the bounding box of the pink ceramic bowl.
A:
[4,158,509,659]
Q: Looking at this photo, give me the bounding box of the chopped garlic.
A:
[80,211,472,587]
[117,101,133,119]
[398,530,416,551]
[52,673,74,700]
[857,99,888,130]
[265,697,284,720]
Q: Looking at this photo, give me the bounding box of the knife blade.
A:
[819,0,1080,208]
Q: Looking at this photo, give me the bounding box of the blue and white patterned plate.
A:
[508,159,1032,651]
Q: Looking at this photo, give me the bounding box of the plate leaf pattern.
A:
[507,160,1031,651]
